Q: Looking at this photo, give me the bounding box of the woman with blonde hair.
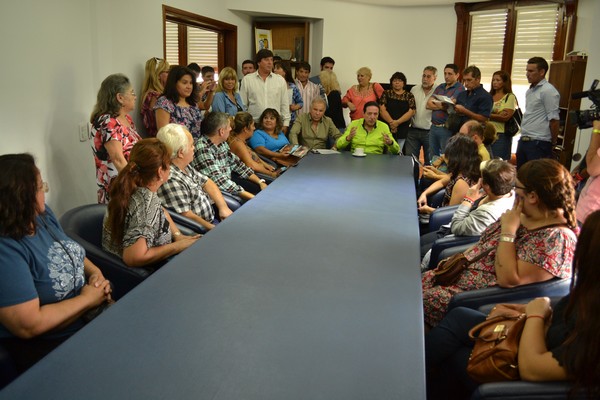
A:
[211,67,246,116]
[91,73,142,204]
[342,66,384,120]
[140,57,170,137]
[102,139,199,268]
[320,70,346,133]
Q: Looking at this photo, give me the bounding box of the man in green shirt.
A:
[337,102,400,154]
[289,98,340,149]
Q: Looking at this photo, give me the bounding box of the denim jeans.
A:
[516,138,552,169]
[429,124,453,160]
[490,132,513,161]
[405,127,431,165]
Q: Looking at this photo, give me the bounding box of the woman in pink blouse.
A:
[91,74,142,204]
[342,66,384,121]
[421,159,578,328]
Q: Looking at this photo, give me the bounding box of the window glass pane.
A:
[165,21,179,67]
[187,26,218,81]
[467,9,508,90]
[511,5,559,110]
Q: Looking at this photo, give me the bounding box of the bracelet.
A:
[173,231,182,237]
[500,232,516,238]
[462,197,474,205]
[526,314,545,321]
[593,129,600,135]
[499,235,515,243]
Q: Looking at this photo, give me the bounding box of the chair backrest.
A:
[0,343,18,390]
[60,204,149,300]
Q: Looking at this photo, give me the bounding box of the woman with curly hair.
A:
[421,158,578,328]
[91,73,142,204]
[154,66,203,139]
[425,209,599,399]
[418,134,481,215]
[102,139,199,268]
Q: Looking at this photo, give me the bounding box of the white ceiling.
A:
[321,0,485,6]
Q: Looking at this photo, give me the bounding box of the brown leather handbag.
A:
[466,303,527,383]
[433,247,492,286]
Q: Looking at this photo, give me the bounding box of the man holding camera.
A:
[516,56,560,169]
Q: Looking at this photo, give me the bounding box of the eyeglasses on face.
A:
[39,181,49,193]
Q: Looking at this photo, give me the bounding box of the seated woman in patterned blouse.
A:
[421,159,578,328]
[155,66,203,139]
[102,139,199,268]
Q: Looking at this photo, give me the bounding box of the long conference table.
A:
[1,152,425,399]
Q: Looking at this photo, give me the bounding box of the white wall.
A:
[1,0,598,215]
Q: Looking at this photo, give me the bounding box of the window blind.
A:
[467,9,508,86]
[187,26,218,73]
[165,21,179,67]
[511,5,559,86]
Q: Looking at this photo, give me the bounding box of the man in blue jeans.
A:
[516,56,560,169]
[427,64,465,160]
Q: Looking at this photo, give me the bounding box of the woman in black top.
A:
[319,70,346,134]
[379,71,416,150]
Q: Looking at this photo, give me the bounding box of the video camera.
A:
[570,79,600,129]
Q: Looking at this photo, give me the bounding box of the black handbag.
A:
[504,94,523,137]
[444,112,462,133]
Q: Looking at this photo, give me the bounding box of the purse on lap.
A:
[432,248,492,286]
[466,303,528,383]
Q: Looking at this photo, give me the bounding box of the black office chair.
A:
[429,204,459,232]
[471,380,586,399]
[428,235,480,270]
[221,191,243,209]
[60,204,202,300]
[0,343,18,390]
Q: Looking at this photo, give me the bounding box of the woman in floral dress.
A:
[91,74,142,204]
[422,159,578,328]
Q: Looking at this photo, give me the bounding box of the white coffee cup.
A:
[354,147,365,156]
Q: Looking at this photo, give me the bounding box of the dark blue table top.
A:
[1,153,425,400]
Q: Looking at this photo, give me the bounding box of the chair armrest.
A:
[429,205,459,232]
[428,240,477,270]
[472,381,582,400]
[448,278,571,311]
[166,210,208,235]
[221,191,243,209]
[428,189,446,209]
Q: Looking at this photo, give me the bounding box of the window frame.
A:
[162,5,237,70]
[453,0,578,74]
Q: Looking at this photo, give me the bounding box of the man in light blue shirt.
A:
[516,56,560,169]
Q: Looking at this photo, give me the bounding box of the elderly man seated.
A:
[336,101,400,154]
[192,112,267,201]
[288,98,340,149]
[459,119,492,161]
[157,124,233,231]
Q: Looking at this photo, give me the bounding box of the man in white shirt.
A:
[406,66,437,165]
[240,49,291,132]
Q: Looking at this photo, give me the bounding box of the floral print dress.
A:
[421,220,577,327]
[154,96,203,139]
[91,114,141,204]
